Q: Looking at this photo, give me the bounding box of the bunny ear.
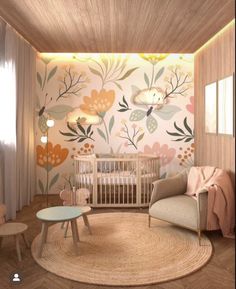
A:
[59,189,71,202]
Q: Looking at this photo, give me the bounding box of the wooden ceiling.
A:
[0,0,234,53]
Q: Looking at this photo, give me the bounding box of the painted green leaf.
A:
[119,102,126,108]
[117,67,138,81]
[154,67,165,83]
[118,108,129,112]
[166,131,183,137]
[184,117,193,135]
[59,131,76,137]
[129,110,146,121]
[37,72,42,88]
[136,132,145,143]
[47,66,57,82]
[88,66,103,78]
[87,125,92,135]
[123,95,129,107]
[114,81,123,91]
[46,105,73,120]
[97,128,106,141]
[146,115,158,133]
[174,122,185,134]
[66,137,79,142]
[174,137,187,141]
[78,138,87,143]
[153,105,181,120]
[144,73,150,88]
[185,137,193,142]
[101,57,108,70]
[49,173,60,189]
[38,115,48,133]
[77,122,86,135]
[38,179,44,194]
[67,122,78,134]
[109,116,115,134]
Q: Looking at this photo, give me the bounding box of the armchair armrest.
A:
[150,170,188,207]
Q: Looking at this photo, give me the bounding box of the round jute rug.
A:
[31,213,212,286]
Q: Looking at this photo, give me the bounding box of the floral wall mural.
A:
[36,53,194,194]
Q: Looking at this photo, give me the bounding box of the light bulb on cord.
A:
[46,119,54,127]
[40,135,48,143]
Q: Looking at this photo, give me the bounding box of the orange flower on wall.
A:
[80,89,115,116]
[37,142,69,171]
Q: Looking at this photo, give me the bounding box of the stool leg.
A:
[22,233,30,248]
[15,235,22,262]
[61,222,65,229]
[83,214,92,234]
[38,222,48,258]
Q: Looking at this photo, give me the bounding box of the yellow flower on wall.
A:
[80,89,115,116]
[139,54,169,65]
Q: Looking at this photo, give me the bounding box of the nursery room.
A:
[0,0,235,288]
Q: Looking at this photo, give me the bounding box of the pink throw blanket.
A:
[185,166,235,238]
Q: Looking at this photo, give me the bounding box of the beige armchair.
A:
[148,169,208,245]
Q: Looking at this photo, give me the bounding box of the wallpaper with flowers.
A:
[36,53,194,194]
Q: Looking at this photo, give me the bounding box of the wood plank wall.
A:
[194,22,235,186]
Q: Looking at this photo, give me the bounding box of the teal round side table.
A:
[36,206,82,258]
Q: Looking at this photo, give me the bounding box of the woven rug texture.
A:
[31,212,212,286]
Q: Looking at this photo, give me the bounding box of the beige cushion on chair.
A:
[149,195,198,230]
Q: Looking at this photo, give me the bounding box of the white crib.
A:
[74,153,159,207]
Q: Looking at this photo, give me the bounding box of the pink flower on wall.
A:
[186,96,194,114]
[143,142,176,166]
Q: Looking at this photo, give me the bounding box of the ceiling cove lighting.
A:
[39,53,194,62]
[194,19,235,54]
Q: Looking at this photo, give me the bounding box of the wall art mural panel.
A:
[36,53,194,194]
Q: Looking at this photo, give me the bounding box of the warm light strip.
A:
[194,19,235,54]
[39,52,194,61]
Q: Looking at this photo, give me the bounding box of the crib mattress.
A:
[75,171,157,185]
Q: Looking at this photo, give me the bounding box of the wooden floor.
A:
[0,195,235,289]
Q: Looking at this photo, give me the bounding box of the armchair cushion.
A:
[149,195,198,230]
[150,170,188,207]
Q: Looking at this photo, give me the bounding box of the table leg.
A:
[22,233,30,248]
[0,237,3,249]
[70,220,79,255]
[38,222,48,258]
[64,221,69,238]
[83,214,92,234]
[15,235,22,262]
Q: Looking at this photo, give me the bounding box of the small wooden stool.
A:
[0,222,29,261]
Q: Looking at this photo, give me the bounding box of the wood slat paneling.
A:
[0,0,234,52]
[194,22,235,185]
